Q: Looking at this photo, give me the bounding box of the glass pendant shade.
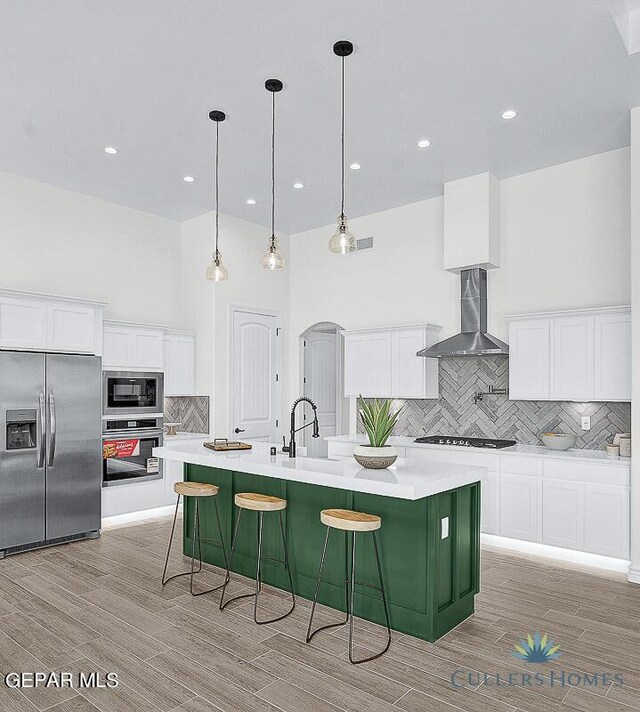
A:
[328,215,356,254]
[205,250,228,282]
[261,236,286,270]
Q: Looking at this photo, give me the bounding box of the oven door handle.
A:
[102,429,163,439]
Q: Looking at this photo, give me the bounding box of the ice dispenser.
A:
[6,409,37,450]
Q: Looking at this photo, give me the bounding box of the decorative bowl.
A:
[353,444,398,469]
[541,432,577,451]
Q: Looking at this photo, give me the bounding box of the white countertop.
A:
[326,435,631,467]
[152,439,485,500]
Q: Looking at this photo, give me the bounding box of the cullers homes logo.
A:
[450,632,624,690]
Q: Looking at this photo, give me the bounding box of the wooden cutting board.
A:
[204,439,252,452]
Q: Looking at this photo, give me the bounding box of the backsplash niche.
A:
[164,396,210,434]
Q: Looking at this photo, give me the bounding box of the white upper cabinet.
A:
[508,319,550,400]
[342,323,441,399]
[550,315,594,401]
[506,307,630,402]
[594,311,631,401]
[344,331,391,397]
[164,331,196,395]
[103,321,165,371]
[0,289,104,355]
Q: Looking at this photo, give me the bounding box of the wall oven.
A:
[102,417,163,487]
[102,371,163,416]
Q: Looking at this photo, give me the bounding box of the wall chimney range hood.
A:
[417,268,508,358]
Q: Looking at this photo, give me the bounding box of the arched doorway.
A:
[300,322,346,457]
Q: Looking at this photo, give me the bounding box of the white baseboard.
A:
[481,533,630,574]
[102,504,180,530]
[627,567,640,584]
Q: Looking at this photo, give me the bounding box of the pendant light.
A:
[205,109,228,282]
[261,78,286,270]
[329,40,357,254]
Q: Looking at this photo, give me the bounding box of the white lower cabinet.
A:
[164,460,184,505]
[542,480,584,550]
[480,470,500,535]
[326,439,630,560]
[499,473,541,542]
[583,485,629,559]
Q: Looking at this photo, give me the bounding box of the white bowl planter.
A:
[353,444,398,469]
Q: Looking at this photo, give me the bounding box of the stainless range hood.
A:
[417,268,508,358]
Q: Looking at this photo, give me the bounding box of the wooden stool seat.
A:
[235,492,287,512]
[174,481,219,497]
[320,508,381,532]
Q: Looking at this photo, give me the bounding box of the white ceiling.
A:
[1,0,639,233]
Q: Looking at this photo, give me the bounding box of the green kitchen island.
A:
[153,439,484,642]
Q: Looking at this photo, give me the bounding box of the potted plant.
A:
[353,396,403,469]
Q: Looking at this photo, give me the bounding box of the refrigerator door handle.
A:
[47,391,57,467]
[37,392,46,469]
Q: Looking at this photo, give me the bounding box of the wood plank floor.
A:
[0,513,639,712]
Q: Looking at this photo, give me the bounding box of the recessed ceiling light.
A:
[246,199,256,205]
[104,146,119,155]
[183,175,195,183]
[349,163,361,170]
[501,109,518,120]
[417,139,431,148]
[293,182,304,189]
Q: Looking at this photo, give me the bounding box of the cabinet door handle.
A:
[234,428,245,434]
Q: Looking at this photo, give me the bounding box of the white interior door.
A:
[304,330,338,457]
[230,309,279,442]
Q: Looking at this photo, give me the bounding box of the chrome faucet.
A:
[282,396,320,458]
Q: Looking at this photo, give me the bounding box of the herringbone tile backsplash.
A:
[360,357,630,450]
[164,396,210,433]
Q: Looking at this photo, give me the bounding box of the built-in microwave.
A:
[102,371,164,416]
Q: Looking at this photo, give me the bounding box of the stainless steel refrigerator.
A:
[0,351,102,557]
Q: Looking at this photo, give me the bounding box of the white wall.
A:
[0,171,182,325]
[179,212,289,436]
[288,147,630,412]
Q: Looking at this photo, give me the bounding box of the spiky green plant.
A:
[357,396,403,448]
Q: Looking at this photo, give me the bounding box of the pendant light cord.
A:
[271,89,276,245]
[215,119,220,256]
[340,55,345,219]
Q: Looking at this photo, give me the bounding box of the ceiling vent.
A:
[355,236,374,252]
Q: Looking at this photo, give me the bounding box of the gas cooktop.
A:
[414,436,516,449]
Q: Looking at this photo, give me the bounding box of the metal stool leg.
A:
[306,526,348,642]
[220,508,295,623]
[347,530,391,664]
[189,496,229,596]
[219,507,250,610]
[162,494,227,595]
[162,494,203,586]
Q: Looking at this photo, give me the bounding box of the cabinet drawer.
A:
[542,460,629,487]
[499,455,541,475]
[407,447,498,471]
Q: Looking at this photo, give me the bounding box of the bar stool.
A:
[161,481,229,596]
[306,508,391,664]
[219,492,295,624]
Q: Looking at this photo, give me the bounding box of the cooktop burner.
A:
[414,436,517,449]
